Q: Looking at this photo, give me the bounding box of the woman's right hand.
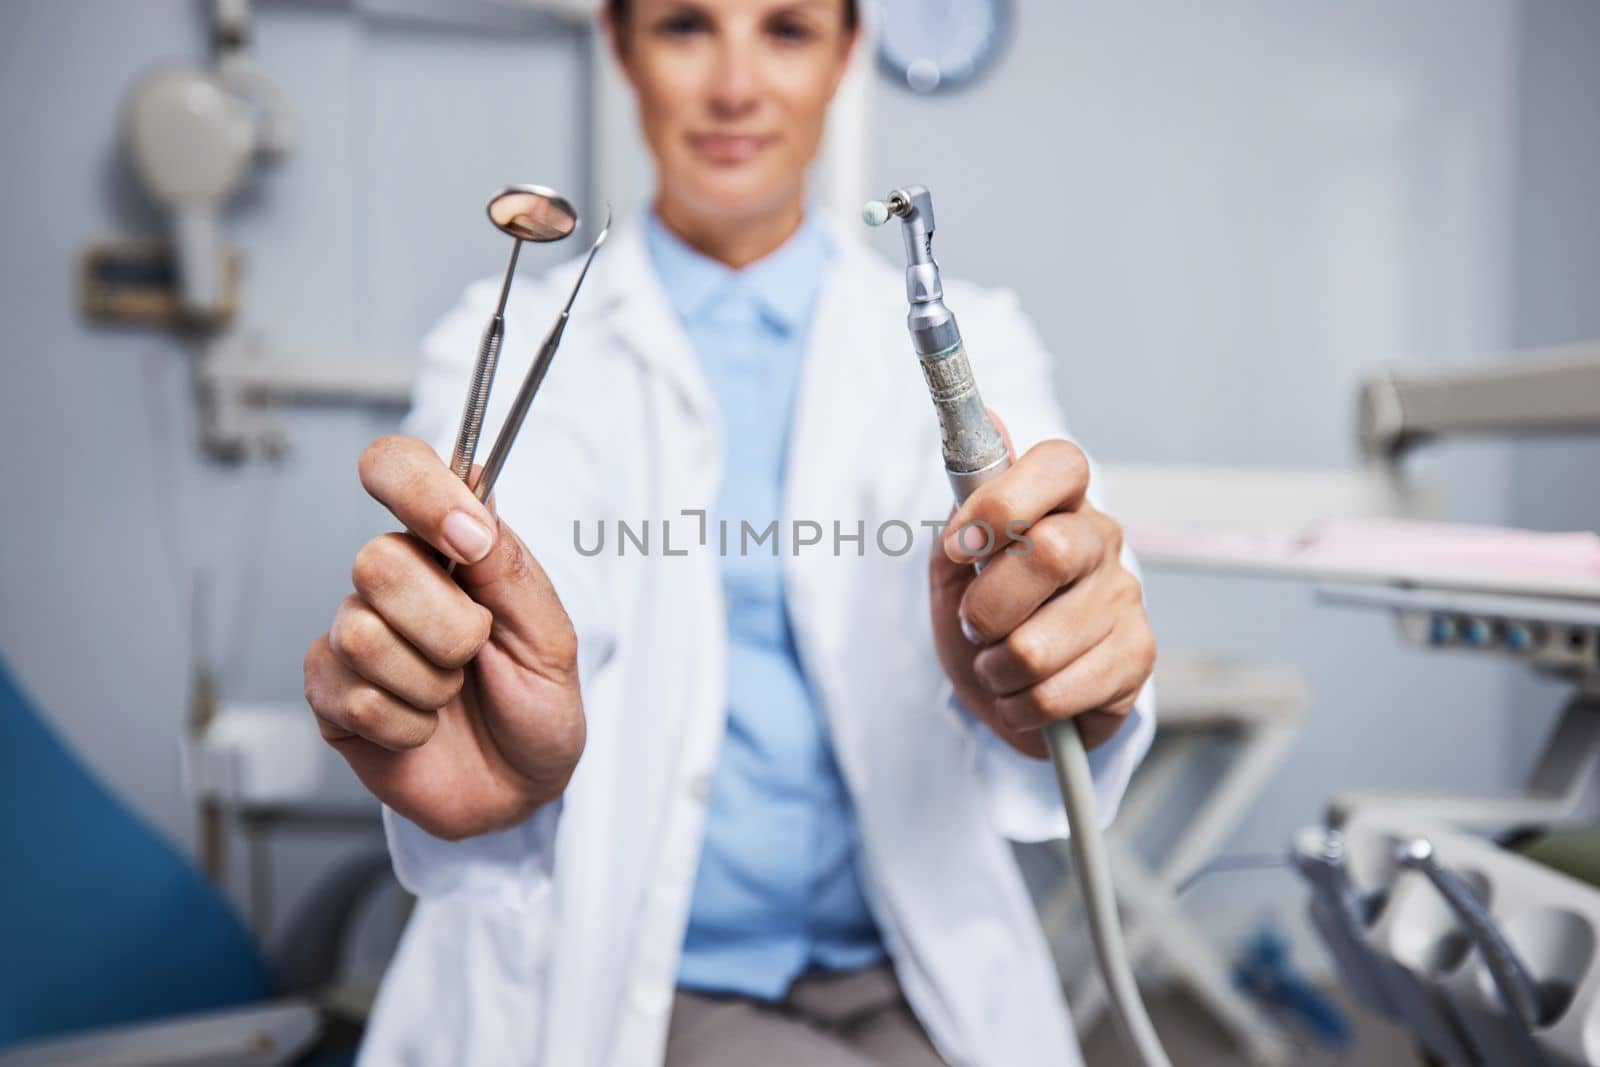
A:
[304,435,586,841]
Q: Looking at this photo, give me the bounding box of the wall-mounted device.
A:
[90,0,868,459]
[122,63,259,321]
[80,239,241,327]
[873,0,1010,94]
[87,0,290,327]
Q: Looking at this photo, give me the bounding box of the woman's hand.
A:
[929,422,1156,760]
[304,435,586,840]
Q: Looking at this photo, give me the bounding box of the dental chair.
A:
[1295,579,1600,1067]
[0,658,388,1067]
[1129,345,1600,1064]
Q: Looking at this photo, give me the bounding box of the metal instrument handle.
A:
[449,316,505,482]
[1403,840,1551,1064]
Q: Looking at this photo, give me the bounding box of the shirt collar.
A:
[645,210,831,334]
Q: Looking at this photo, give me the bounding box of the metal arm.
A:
[1359,342,1600,462]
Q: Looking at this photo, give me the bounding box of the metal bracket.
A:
[1358,342,1600,463]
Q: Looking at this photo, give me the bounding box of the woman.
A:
[302,0,1157,1063]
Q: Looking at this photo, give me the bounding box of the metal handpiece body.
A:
[869,186,1010,503]
[864,186,1174,1067]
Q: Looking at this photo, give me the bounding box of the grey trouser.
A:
[662,962,950,1067]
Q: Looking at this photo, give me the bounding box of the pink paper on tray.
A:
[1128,519,1600,578]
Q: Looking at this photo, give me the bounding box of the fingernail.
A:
[443,510,495,563]
[960,612,982,645]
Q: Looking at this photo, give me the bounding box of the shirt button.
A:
[631,983,672,1017]
[688,772,713,802]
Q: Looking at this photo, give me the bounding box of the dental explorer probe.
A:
[472,208,610,505]
[865,188,1175,1067]
[441,209,612,575]
[441,207,608,572]
[448,186,580,484]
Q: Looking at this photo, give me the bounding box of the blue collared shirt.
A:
[645,213,885,999]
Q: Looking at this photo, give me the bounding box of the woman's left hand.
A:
[929,419,1156,760]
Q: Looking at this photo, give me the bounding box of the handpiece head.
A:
[866,185,953,353]
[863,189,925,225]
[1396,838,1436,868]
[867,183,1003,486]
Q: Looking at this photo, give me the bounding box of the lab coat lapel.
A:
[782,231,887,673]
[592,220,718,427]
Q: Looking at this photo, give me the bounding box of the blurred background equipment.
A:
[87,0,870,461]
[0,659,330,1066]
[1042,654,1307,1065]
[122,61,265,321]
[872,0,1010,94]
[1103,344,1600,1063]
[1302,554,1600,1067]
[183,699,387,938]
[113,0,291,324]
[1360,343,1600,464]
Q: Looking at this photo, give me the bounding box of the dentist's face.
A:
[610,0,856,227]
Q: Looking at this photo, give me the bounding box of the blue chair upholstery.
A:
[0,659,271,1047]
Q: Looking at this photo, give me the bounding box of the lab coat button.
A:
[688,772,713,802]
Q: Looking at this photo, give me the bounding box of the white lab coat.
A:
[358,215,1155,1067]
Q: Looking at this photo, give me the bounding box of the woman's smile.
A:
[688,131,777,165]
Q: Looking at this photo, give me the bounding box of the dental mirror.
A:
[442,206,612,577]
[447,185,580,485]
[470,207,612,511]
[487,184,579,242]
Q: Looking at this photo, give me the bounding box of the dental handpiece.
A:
[1292,827,1378,931]
[1397,838,1551,1063]
[1291,827,1407,1016]
[865,188,1174,1067]
[862,190,1008,500]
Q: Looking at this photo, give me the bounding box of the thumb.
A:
[452,471,577,681]
[456,520,578,679]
